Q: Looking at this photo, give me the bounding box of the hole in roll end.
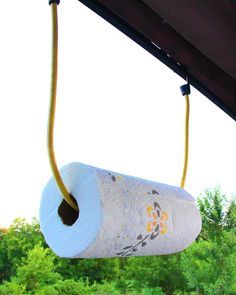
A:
[58,195,79,226]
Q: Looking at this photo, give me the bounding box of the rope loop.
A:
[47,2,190,206]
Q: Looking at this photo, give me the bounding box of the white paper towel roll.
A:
[40,162,202,258]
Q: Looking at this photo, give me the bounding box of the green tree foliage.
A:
[53,257,120,283]
[0,281,25,295]
[35,279,120,295]
[197,188,235,239]
[0,188,235,294]
[225,197,236,230]
[13,245,61,293]
[181,188,236,294]
[122,254,186,294]
[181,234,236,294]
[0,218,44,281]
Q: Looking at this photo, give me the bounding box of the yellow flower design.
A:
[115,200,169,256]
[146,202,168,239]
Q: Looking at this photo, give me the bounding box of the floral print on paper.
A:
[146,202,168,240]
[116,197,169,257]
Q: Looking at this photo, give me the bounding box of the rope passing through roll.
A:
[48,1,79,212]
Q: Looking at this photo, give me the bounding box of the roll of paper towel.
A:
[40,162,202,258]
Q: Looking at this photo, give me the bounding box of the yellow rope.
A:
[48,3,78,211]
[180,94,190,188]
[48,3,189,204]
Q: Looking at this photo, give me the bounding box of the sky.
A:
[0,0,235,227]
